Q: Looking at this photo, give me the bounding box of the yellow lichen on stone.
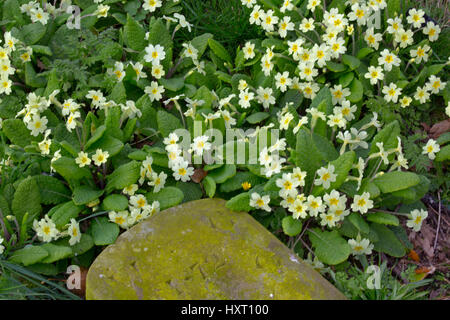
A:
[86,199,346,300]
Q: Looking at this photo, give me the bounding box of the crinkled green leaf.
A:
[145,186,184,210]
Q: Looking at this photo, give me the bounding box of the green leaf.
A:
[3,0,25,26]
[246,112,270,124]
[312,151,355,195]
[84,125,106,150]
[208,164,236,184]
[72,186,104,206]
[24,62,46,88]
[145,186,184,210]
[347,212,370,234]
[220,171,265,193]
[21,23,47,45]
[124,15,146,51]
[366,212,399,226]
[371,223,406,257]
[208,38,232,63]
[282,216,302,236]
[326,61,347,72]
[347,79,363,103]
[190,33,213,59]
[308,228,351,265]
[106,161,141,193]
[387,0,401,18]
[147,18,173,71]
[356,47,374,59]
[86,135,124,158]
[89,217,120,246]
[226,192,252,212]
[342,55,361,70]
[59,140,78,158]
[9,246,49,266]
[312,132,339,161]
[159,77,185,91]
[33,175,71,205]
[156,110,183,137]
[51,201,83,229]
[12,177,42,225]
[339,72,354,87]
[2,119,32,147]
[295,129,324,188]
[102,194,129,211]
[51,157,91,181]
[40,243,72,264]
[203,176,216,198]
[373,171,420,193]
[435,145,450,162]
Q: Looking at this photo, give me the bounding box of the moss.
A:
[86,199,346,300]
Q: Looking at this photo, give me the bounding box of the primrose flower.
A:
[33,215,59,243]
[92,149,109,166]
[67,219,81,246]
[426,75,445,94]
[144,44,166,65]
[66,111,80,132]
[314,165,337,189]
[130,62,147,81]
[386,17,403,34]
[331,85,350,105]
[306,195,325,217]
[348,236,374,255]
[279,16,294,38]
[0,236,4,255]
[75,151,91,168]
[365,66,384,85]
[30,8,49,25]
[191,135,211,156]
[249,192,271,212]
[378,49,400,71]
[423,21,441,41]
[123,184,138,196]
[145,81,165,102]
[276,173,300,198]
[351,192,374,214]
[129,194,148,209]
[260,9,279,32]
[281,0,294,12]
[239,89,254,109]
[382,83,402,103]
[148,171,167,193]
[320,212,339,228]
[324,190,346,209]
[275,71,292,92]
[307,0,320,12]
[364,28,382,50]
[95,4,110,18]
[172,160,194,182]
[422,139,440,160]
[290,198,308,219]
[414,86,430,104]
[0,78,12,95]
[109,211,129,229]
[249,5,263,25]
[407,8,425,28]
[256,87,275,109]
[407,209,428,232]
[143,0,162,12]
[27,114,48,136]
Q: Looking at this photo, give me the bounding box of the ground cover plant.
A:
[0,0,448,299]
